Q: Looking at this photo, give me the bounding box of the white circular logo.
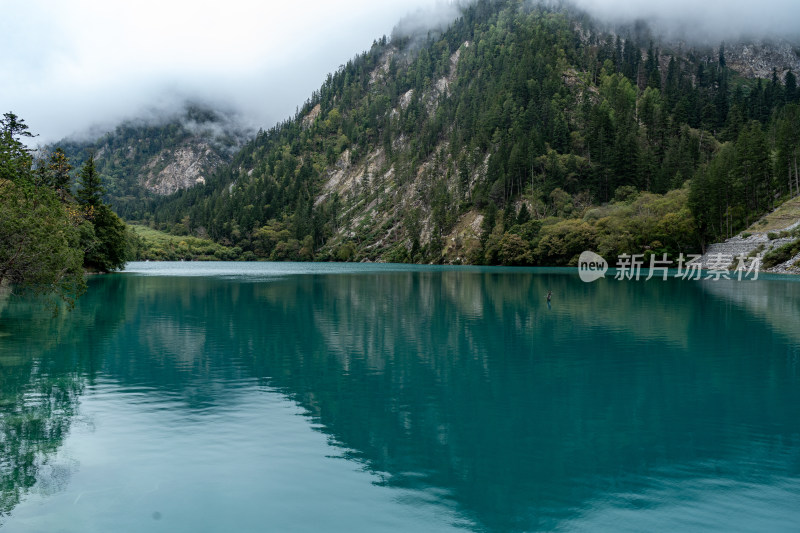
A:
[578,251,608,283]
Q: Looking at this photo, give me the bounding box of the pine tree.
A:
[76,154,104,209]
[0,112,35,184]
[81,203,128,272]
[645,42,661,90]
[614,35,623,72]
[74,153,127,272]
[714,67,730,131]
[47,148,72,193]
[621,38,638,82]
[785,70,797,103]
[0,112,34,141]
[664,56,679,108]
[775,105,800,197]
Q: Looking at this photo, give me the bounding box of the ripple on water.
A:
[561,474,800,532]
[2,265,799,532]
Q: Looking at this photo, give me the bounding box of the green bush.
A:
[748,244,765,258]
[763,239,800,268]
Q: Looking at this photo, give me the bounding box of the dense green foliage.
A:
[763,234,800,268]
[691,105,800,246]
[106,2,800,264]
[72,155,129,272]
[0,180,85,304]
[0,113,129,306]
[1,113,85,305]
[474,185,698,266]
[127,225,240,261]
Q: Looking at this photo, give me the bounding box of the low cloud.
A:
[13,0,790,147]
[392,1,463,43]
[570,0,800,43]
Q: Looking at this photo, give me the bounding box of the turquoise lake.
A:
[1,262,799,532]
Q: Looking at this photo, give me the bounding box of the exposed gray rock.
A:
[698,223,800,275]
[142,142,221,195]
[770,251,800,275]
[725,40,800,80]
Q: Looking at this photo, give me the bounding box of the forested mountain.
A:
[140,0,800,265]
[51,103,251,220]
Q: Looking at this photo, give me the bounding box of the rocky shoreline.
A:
[699,219,800,275]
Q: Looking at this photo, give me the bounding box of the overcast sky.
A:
[3,0,799,145]
[1,0,452,144]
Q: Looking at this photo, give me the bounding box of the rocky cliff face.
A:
[142,142,221,195]
[725,39,800,79]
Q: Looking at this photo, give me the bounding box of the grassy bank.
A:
[127,225,241,261]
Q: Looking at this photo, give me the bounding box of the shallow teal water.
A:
[1,262,799,532]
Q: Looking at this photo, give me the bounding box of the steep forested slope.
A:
[52,103,251,220]
[146,0,800,265]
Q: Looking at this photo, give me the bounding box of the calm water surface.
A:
[1,262,799,532]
